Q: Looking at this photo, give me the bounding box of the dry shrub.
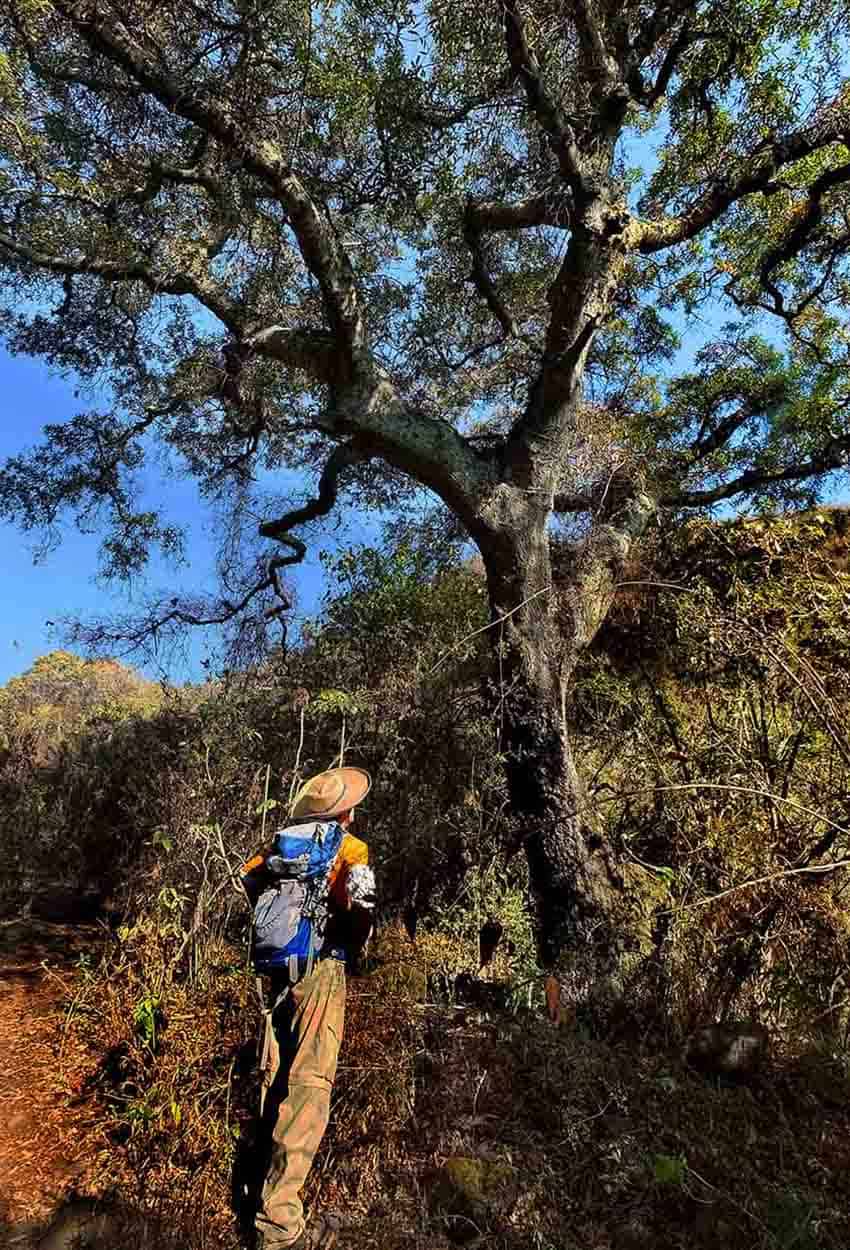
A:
[48,922,257,1250]
[574,509,850,1044]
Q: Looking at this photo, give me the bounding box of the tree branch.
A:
[463,200,522,339]
[56,0,364,361]
[40,3,493,517]
[664,436,850,508]
[501,0,590,202]
[571,0,623,98]
[691,403,757,460]
[67,443,372,659]
[0,230,243,333]
[752,159,850,319]
[553,491,593,512]
[628,18,700,107]
[636,88,850,253]
[259,442,371,573]
[464,192,572,234]
[405,66,518,131]
[240,324,340,383]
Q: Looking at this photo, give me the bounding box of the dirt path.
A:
[0,920,102,1247]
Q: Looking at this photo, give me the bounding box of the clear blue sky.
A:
[0,346,379,686]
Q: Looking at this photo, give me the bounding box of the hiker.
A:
[240,767,376,1250]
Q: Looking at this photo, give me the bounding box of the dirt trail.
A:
[0,920,102,1247]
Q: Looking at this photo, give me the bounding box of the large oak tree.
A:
[1,0,849,987]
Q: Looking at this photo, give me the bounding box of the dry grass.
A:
[4,918,850,1250]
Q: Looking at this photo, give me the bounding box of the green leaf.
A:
[652,1154,687,1186]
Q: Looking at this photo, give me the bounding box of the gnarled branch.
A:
[0,230,243,333]
[56,0,364,360]
[259,442,371,576]
[636,88,850,253]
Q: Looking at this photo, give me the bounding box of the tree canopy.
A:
[3,0,850,972]
[0,0,848,656]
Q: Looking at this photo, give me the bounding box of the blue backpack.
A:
[251,820,344,980]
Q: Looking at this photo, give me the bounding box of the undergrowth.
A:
[1,511,850,1248]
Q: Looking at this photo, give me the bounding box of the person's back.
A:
[240,767,376,1250]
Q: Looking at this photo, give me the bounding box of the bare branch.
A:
[67,578,287,664]
[259,442,371,571]
[67,443,373,661]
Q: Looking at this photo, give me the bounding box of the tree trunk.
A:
[477,490,656,999]
[486,564,620,975]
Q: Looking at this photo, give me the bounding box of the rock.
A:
[37,1199,121,1250]
[430,1156,517,1241]
[686,1021,768,1077]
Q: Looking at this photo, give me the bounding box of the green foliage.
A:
[0,0,848,633]
[652,1153,687,1186]
[132,991,161,1050]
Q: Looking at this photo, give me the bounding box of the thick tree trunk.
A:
[477,489,656,999]
[504,664,621,961]
[484,555,619,977]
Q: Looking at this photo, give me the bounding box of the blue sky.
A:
[0,346,380,686]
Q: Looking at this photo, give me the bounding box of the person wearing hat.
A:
[240,766,375,1250]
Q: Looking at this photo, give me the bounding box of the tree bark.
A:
[476,485,656,993]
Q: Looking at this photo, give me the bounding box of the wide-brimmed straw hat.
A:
[290,767,371,821]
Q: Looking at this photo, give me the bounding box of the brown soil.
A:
[0,920,102,1247]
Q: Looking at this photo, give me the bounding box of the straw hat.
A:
[290,767,371,821]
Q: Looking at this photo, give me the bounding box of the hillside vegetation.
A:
[1,510,849,1250]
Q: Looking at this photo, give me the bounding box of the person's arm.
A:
[239,849,271,907]
[330,835,376,969]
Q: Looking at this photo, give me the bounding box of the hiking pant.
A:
[255,958,346,1248]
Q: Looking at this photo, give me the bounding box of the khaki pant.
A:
[255,958,346,1248]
